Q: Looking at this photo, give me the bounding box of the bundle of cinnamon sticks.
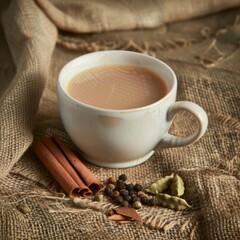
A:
[33,136,103,197]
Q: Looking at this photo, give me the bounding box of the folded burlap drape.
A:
[0,0,239,239]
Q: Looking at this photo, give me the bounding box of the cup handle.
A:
[154,101,208,151]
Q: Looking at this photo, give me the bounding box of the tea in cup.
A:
[57,51,208,168]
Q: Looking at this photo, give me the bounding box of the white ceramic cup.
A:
[57,51,208,168]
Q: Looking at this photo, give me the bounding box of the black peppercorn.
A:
[116,180,126,191]
[112,190,120,198]
[148,197,158,206]
[126,183,134,191]
[133,184,143,192]
[104,187,112,196]
[128,190,135,196]
[123,195,131,202]
[118,174,127,182]
[140,196,149,205]
[120,189,129,197]
[115,196,124,204]
[131,196,140,203]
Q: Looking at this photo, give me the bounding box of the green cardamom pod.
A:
[17,203,31,214]
[147,173,174,194]
[157,193,191,211]
[170,174,185,197]
[93,193,104,202]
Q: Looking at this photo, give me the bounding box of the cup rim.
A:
[58,50,177,113]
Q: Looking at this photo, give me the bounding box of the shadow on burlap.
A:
[0,0,239,239]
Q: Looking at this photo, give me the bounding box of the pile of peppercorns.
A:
[104,174,158,209]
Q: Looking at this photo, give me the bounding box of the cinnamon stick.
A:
[33,141,89,197]
[33,136,103,197]
[53,136,103,194]
[41,137,92,197]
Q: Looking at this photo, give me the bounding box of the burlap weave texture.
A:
[0,0,239,239]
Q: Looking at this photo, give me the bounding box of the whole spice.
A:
[116,180,126,191]
[52,136,103,194]
[103,173,192,211]
[170,174,185,197]
[115,196,124,204]
[119,174,127,182]
[33,136,103,197]
[147,173,174,194]
[133,201,142,209]
[128,190,135,196]
[148,197,158,206]
[93,193,104,202]
[107,183,116,191]
[120,189,129,197]
[17,204,31,214]
[123,195,131,202]
[157,193,191,211]
[104,187,112,196]
[133,184,143,192]
[131,196,140,203]
[107,176,117,185]
[126,183,134,191]
[140,196,149,205]
[112,190,120,198]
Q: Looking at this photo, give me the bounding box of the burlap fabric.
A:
[0,0,240,239]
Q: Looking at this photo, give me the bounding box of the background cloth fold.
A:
[0,0,239,239]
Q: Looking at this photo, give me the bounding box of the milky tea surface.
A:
[67,65,168,110]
